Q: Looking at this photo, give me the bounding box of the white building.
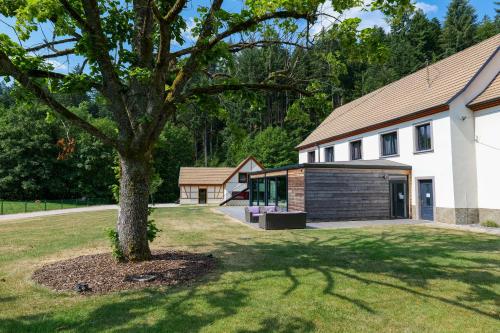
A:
[178,156,263,205]
[297,34,500,224]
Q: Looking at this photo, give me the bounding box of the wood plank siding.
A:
[287,168,305,212]
[304,168,410,221]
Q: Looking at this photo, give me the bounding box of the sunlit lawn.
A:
[0,206,498,332]
[0,200,99,215]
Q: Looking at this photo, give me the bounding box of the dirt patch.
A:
[32,251,216,294]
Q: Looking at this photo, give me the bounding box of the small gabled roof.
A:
[297,34,500,150]
[222,156,264,184]
[178,167,234,185]
[178,156,263,186]
[468,73,500,111]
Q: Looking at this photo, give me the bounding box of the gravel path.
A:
[0,203,179,221]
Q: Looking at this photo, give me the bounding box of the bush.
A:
[107,228,124,261]
[480,220,499,228]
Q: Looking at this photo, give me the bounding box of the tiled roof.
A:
[178,167,234,185]
[298,34,500,149]
[469,73,500,108]
[178,156,262,185]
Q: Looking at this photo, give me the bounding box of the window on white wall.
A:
[380,131,398,157]
[324,146,334,162]
[350,140,362,160]
[307,151,315,163]
[415,122,432,152]
[238,172,248,183]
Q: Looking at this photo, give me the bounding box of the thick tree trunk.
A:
[117,154,152,261]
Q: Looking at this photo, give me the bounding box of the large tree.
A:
[0,0,410,261]
[440,0,477,56]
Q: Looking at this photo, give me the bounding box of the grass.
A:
[481,220,499,228]
[0,200,106,215]
[0,207,499,333]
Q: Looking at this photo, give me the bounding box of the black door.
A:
[419,180,434,221]
[390,180,407,218]
[198,189,207,204]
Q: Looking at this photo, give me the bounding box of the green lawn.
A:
[0,207,498,332]
[0,200,106,215]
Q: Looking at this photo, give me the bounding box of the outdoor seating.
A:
[258,211,307,230]
[245,205,282,223]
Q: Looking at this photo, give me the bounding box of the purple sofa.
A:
[245,206,279,223]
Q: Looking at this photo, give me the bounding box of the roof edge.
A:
[296,104,449,150]
[468,97,500,111]
[250,161,412,175]
[222,156,264,184]
[447,45,499,105]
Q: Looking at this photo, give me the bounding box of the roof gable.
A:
[468,73,500,111]
[222,156,264,184]
[178,156,263,186]
[298,34,500,149]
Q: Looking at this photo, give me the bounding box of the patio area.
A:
[216,206,431,230]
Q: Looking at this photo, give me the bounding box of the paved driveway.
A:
[216,206,500,235]
[217,206,429,229]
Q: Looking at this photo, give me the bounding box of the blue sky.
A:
[0,0,497,74]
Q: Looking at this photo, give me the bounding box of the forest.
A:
[0,0,499,203]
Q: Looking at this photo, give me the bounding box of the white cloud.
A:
[415,2,438,14]
[311,1,439,35]
[45,59,68,71]
[312,2,390,34]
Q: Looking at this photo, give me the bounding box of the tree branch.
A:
[60,0,136,138]
[26,69,67,80]
[228,40,310,52]
[171,11,312,58]
[39,49,75,59]
[26,37,79,52]
[59,0,93,32]
[0,51,120,151]
[183,83,312,100]
[163,0,188,26]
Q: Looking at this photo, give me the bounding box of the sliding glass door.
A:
[250,175,287,209]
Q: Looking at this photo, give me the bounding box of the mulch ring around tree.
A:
[32,251,216,295]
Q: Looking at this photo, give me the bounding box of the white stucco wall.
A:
[299,111,456,209]
[179,185,224,204]
[448,50,500,209]
[475,105,500,209]
[224,159,263,200]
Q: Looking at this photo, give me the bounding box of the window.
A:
[238,172,248,183]
[380,131,398,157]
[415,123,432,152]
[350,140,362,160]
[324,146,334,162]
[307,151,316,163]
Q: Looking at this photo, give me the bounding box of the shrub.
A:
[107,228,124,261]
[480,220,499,228]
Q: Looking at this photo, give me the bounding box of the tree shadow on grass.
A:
[211,227,500,319]
[1,226,499,332]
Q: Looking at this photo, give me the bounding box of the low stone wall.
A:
[478,208,500,224]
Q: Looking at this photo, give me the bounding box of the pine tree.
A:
[440,0,477,56]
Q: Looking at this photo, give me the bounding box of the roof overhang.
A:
[250,160,412,177]
[296,104,449,150]
[468,97,500,112]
